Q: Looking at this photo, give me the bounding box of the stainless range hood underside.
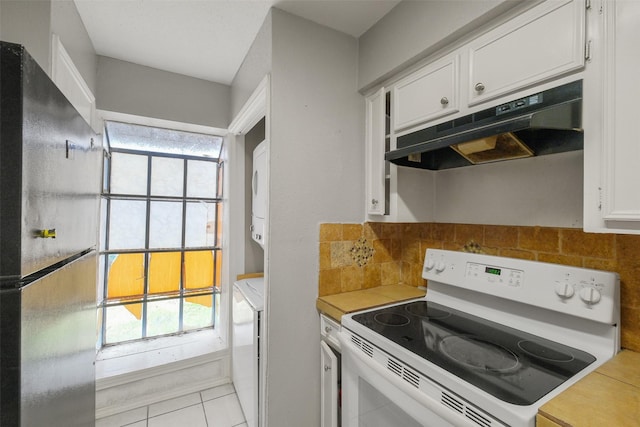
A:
[386,80,583,170]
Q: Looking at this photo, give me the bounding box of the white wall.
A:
[357,0,523,91]
[96,56,230,128]
[265,9,363,426]
[434,151,584,227]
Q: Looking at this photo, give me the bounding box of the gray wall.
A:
[265,9,363,426]
[0,0,97,94]
[230,13,273,119]
[229,7,364,426]
[0,0,52,72]
[357,0,522,91]
[96,56,230,128]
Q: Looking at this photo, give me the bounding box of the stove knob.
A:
[554,282,575,299]
[424,259,435,271]
[579,287,602,305]
[435,261,446,273]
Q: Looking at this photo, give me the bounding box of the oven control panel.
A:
[423,249,620,325]
[465,262,524,287]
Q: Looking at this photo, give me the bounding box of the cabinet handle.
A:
[371,199,378,206]
[324,326,332,333]
[475,82,485,92]
[324,365,331,372]
[440,97,449,105]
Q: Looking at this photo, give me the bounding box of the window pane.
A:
[108,200,147,249]
[106,253,145,299]
[184,251,213,290]
[149,201,183,248]
[146,299,179,337]
[151,157,184,197]
[148,252,181,294]
[187,160,217,198]
[110,152,148,195]
[185,202,216,247]
[105,121,223,158]
[104,304,143,344]
[184,295,213,330]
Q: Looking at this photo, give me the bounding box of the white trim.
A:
[50,34,97,129]
[228,74,270,135]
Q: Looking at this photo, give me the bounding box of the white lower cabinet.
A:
[320,315,341,427]
[584,0,640,234]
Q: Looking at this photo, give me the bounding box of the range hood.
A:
[386,80,583,170]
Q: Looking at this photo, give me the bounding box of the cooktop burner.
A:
[351,300,595,405]
[439,336,520,373]
[374,312,410,326]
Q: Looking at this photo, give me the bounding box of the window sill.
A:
[96,329,226,380]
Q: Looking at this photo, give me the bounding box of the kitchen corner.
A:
[317,221,640,426]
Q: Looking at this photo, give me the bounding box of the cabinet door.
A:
[365,88,388,216]
[320,341,339,427]
[601,0,640,223]
[468,0,585,106]
[393,54,459,131]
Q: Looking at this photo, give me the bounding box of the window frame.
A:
[99,146,224,347]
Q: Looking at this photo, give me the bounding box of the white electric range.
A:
[340,249,620,427]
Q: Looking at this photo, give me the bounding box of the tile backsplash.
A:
[318,222,640,353]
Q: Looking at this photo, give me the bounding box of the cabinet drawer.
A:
[320,314,341,350]
[393,54,459,131]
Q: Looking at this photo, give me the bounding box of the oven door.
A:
[341,332,483,427]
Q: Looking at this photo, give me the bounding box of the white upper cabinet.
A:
[584,0,640,233]
[467,0,586,107]
[365,88,388,216]
[393,54,460,132]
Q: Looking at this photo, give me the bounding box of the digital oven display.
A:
[485,267,501,276]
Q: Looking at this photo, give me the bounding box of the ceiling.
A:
[73,0,401,85]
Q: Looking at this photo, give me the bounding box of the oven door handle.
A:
[340,332,485,427]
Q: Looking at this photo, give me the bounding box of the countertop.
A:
[537,349,640,426]
[316,285,426,322]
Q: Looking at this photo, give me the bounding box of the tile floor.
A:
[96,383,246,427]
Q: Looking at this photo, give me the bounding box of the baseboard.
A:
[96,351,230,419]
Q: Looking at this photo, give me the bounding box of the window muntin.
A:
[99,121,223,347]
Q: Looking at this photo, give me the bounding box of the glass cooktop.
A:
[351,300,595,405]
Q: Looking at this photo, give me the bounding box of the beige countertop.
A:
[537,349,640,426]
[316,285,426,322]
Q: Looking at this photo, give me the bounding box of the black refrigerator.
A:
[0,42,101,426]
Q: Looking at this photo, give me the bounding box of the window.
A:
[98,121,224,346]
